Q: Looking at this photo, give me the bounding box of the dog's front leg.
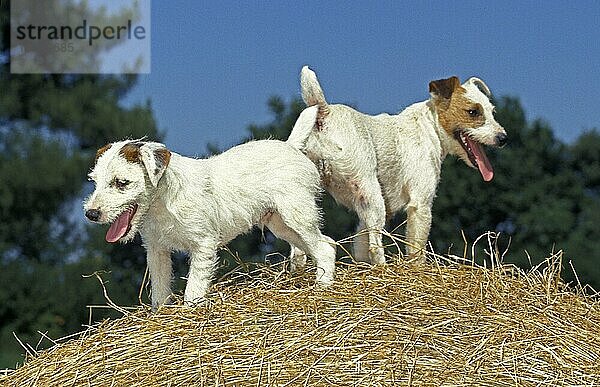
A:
[184,244,218,306]
[145,245,173,311]
[406,204,432,263]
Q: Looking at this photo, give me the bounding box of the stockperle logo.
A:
[10,0,151,74]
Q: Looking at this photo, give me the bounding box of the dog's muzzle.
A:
[85,209,101,222]
[495,133,508,147]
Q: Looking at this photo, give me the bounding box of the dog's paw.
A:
[407,251,427,266]
[315,269,334,289]
[183,295,207,308]
[369,247,386,265]
[290,261,306,275]
[289,247,307,274]
[151,293,175,312]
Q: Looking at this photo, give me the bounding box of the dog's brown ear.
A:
[95,144,112,162]
[139,143,171,187]
[429,76,460,100]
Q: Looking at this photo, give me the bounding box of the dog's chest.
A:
[142,205,202,252]
[373,111,443,213]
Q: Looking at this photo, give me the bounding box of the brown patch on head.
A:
[429,76,460,100]
[95,144,112,162]
[119,143,142,163]
[429,76,486,136]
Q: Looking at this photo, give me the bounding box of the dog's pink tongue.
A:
[466,137,494,182]
[106,209,134,243]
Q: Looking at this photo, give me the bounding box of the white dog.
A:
[288,66,507,264]
[84,138,336,309]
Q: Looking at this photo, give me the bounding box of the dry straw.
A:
[2,232,600,386]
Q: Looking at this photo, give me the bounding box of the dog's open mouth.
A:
[455,131,494,182]
[106,204,138,243]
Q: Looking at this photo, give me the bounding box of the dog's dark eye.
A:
[467,109,481,117]
[114,179,131,190]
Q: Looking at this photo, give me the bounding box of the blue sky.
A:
[124,1,600,157]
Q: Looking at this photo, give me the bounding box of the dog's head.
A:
[83,140,171,243]
[429,76,507,181]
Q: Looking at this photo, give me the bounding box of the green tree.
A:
[562,130,600,287]
[0,1,159,367]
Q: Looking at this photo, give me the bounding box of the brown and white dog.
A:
[288,66,507,264]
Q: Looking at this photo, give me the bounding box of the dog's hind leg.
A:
[352,221,370,263]
[352,175,386,265]
[265,210,335,286]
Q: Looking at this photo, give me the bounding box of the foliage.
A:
[0,1,158,367]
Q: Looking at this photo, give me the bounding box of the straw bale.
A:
[2,249,600,386]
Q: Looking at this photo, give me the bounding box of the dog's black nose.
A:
[85,209,101,222]
[495,133,508,147]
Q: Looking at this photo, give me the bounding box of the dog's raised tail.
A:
[287,105,318,151]
[301,66,329,117]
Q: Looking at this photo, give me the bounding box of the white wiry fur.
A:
[84,139,336,309]
[289,66,506,264]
